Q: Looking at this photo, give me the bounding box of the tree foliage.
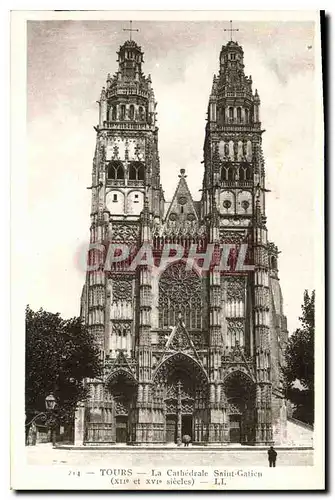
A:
[282,290,315,424]
[25,306,102,426]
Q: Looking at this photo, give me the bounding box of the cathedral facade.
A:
[77,35,288,446]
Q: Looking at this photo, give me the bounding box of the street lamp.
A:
[45,393,57,446]
[45,393,56,411]
[25,393,57,446]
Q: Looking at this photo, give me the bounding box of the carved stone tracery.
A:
[112,276,133,302]
[110,223,139,242]
[158,262,202,330]
[224,276,246,301]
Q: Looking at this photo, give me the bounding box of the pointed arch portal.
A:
[223,370,256,444]
[153,353,208,444]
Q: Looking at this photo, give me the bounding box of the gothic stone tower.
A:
[77,36,288,446]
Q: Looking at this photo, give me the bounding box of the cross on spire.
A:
[123,20,139,41]
[224,20,239,42]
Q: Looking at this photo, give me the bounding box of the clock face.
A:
[169,213,177,221]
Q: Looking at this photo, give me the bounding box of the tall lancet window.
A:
[129,162,145,181]
[129,104,135,120]
[107,161,124,180]
[158,262,202,330]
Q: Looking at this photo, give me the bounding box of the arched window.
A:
[219,107,225,125]
[129,104,134,120]
[245,165,252,180]
[221,167,226,181]
[129,162,145,181]
[112,106,117,120]
[120,105,126,120]
[245,108,249,124]
[237,107,242,122]
[227,167,234,181]
[107,161,124,180]
[158,262,202,330]
[108,106,114,121]
[271,256,277,270]
[222,166,234,182]
[239,167,246,181]
[229,107,234,119]
[138,106,145,121]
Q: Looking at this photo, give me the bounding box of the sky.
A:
[27,19,317,333]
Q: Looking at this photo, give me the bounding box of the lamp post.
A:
[25,393,57,446]
[45,393,57,446]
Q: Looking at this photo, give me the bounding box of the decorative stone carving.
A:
[221,218,250,227]
[114,397,129,416]
[220,230,246,242]
[112,276,133,302]
[112,321,131,337]
[158,263,202,331]
[224,276,246,301]
[159,262,201,305]
[110,223,139,242]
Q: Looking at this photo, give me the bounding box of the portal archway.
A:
[223,370,256,444]
[105,370,137,444]
[153,353,208,444]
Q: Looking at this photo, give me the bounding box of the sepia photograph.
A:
[11,9,324,491]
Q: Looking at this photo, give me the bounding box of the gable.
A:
[164,170,198,225]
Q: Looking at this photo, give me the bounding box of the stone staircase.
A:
[286,417,314,447]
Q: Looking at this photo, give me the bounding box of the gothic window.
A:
[221,166,234,182]
[138,106,145,121]
[271,256,277,270]
[219,107,225,125]
[129,104,135,120]
[245,108,249,123]
[237,107,242,122]
[109,106,117,121]
[245,166,252,180]
[120,105,126,120]
[158,262,202,330]
[107,161,125,180]
[129,162,145,181]
[227,167,234,181]
[229,107,234,119]
[239,166,246,181]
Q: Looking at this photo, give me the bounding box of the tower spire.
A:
[224,20,239,42]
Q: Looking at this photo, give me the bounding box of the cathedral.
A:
[77,30,288,446]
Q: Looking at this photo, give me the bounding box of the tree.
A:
[282,290,315,424]
[25,306,102,440]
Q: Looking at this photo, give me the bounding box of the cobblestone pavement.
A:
[26,444,313,467]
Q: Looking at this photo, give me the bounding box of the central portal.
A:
[182,415,193,437]
[165,379,194,444]
[153,352,209,445]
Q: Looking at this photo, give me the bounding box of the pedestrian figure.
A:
[268,446,277,467]
[182,434,191,447]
